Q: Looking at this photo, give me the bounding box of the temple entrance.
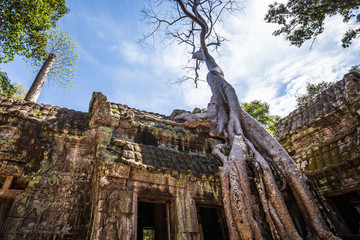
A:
[329,191,360,238]
[0,176,27,237]
[197,206,229,240]
[137,201,170,240]
[0,198,13,235]
[285,193,307,238]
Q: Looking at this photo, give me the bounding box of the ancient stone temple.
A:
[275,72,360,240]
[0,72,359,239]
[0,91,227,240]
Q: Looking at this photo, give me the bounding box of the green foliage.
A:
[0,70,25,99]
[349,64,360,74]
[0,0,69,63]
[35,110,42,116]
[241,100,280,135]
[111,108,120,114]
[9,82,25,100]
[221,144,231,156]
[296,81,333,107]
[265,0,360,48]
[28,28,79,89]
[0,71,15,97]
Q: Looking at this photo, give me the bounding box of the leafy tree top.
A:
[265,0,360,48]
[241,100,280,135]
[0,0,69,63]
[296,81,333,107]
[27,28,79,89]
[0,70,25,99]
[349,64,360,74]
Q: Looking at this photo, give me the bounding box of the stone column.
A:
[174,188,200,240]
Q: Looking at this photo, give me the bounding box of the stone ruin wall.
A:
[0,95,96,239]
[274,72,360,238]
[0,92,224,239]
[0,72,359,239]
[275,72,360,196]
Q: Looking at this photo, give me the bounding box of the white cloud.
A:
[6,0,358,117]
[182,81,212,109]
[180,0,360,117]
[117,41,149,64]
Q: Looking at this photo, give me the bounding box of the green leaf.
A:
[0,0,69,63]
[296,81,333,107]
[265,0,360,48]
[0,70,26,99]
[241,100,280,135]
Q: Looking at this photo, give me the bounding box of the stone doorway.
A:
[0,198,13,235]
[137,201,171,240]
[197,205,229,240]
[329,191,360,238]
[0,176,26,237]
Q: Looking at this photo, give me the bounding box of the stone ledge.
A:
[0,96,90,131]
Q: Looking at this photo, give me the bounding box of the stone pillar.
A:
[130,189,138,240]
[174,188,200,240]
[90,164,135,240]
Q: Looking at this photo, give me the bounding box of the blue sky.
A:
[1,0,360,117]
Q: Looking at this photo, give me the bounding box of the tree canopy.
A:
[25,28,79,102]
[296,81,333,106]
[0,0,69,63]
[241,100,280,135]
[142,0,242,87]
[349,64,360,74]
[265,0,360,48]
[28,28,79,89]
[0,70,25,99]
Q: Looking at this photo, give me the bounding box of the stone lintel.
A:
[0,176,24,198]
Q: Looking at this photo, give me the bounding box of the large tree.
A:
[0,70,25,99]
[141,1,340,239]
[241,100,280,135]
[25,28,79,102]
[265,0,360,48]
[0,0,69,63]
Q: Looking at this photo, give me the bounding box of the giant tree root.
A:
[206,69,340,240]
[139,0,341,238]
[134,69,340,240]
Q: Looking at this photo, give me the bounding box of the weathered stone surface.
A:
[0,93,223,240]
[275,72,360,239]
[275,73,360,174]
[1,71,358,239]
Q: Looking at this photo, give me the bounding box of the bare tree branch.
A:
[141,0,242,86]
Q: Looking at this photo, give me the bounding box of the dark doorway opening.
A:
[0,176,26,238]
[197,206,229,240]
[286,198,307,238]
[330,191,360,237]
[0,198,14,236]
[137,201,169,240]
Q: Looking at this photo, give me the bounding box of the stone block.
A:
[122,150,135,160]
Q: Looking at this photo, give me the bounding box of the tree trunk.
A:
[140,1,341,238]
[203,62,340,239]
[140,61,341,239]
[24,53,57,102]
[169,48,340,240]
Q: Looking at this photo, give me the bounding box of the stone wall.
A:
[275,72,360,238]
[0,97,96,239]
[0,93,224,240]
[1,71,359,239]
[275,72,360,196]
